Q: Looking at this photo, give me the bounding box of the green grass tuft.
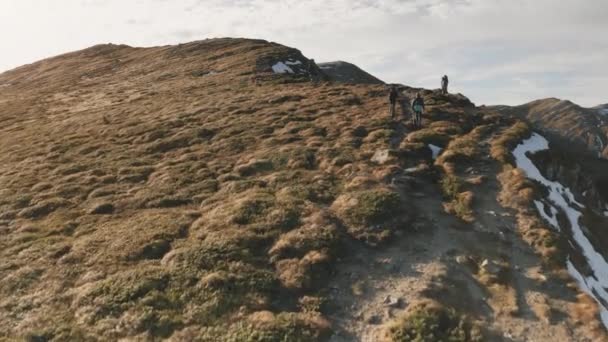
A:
[388,303,483,342]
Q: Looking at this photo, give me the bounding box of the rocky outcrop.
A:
[317,60,384,85]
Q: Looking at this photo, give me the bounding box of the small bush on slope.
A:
[177,311,331,342]
[440,174,474,223]
[436,125,492,165]
[341,189,401,225]
[386,301,483,342]
[490,121,530,165]
[332,188,407,245]
[406,128,451,146]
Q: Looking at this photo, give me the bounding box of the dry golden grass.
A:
[1,37,603,341]
[495,167,564,265]
[0,38,425,340]
[331,187,409,245]
[490,121,530,164]
[472,258,520,317]
[443,190,475,223]
[383,300,483,342]
[436,125,486,164]
[570,293,605,337]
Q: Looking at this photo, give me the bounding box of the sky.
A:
[1,0,607,106]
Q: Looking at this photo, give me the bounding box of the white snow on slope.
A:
[513,134,584,208]
[533,200,559,230]
[514,133,608,329]
[428,144,442,159]
[285,60,302,65]
[272,62,294,74]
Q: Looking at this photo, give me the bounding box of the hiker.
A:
[307,59,317,82]
[388,85,399,119]
[411,93,425,128]
[399,94,410,121]
[441,75,449,95]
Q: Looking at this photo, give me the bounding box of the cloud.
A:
[0,0,606,106]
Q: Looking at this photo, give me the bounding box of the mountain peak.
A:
[317,60,384,84]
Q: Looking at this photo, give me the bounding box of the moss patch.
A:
[387,301,483,342]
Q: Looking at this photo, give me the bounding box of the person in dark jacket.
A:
[307,59,317,82]
[388,86,399,119]
[441,75,449,95]
[411,93,425,128]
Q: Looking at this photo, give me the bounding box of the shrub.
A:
[441,175,474,222]
[444,191,475,223]
[340,189,401,226]
[18,198,69,219]
[332,188,405,245]
[77,268,170,321]
[275,250,331,290]
[441,175,463,199]
[364,129,393,144]
[195,312,331,342]
[490,121,530,164]
[231,193,276,225]
[387,301,483,342]
[269,221,339,262]
[235,159,274,177]
[429,121,463,135]
[406,128,450,146]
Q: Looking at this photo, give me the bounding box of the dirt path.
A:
[327,176,486,341]
[326,145,585,341]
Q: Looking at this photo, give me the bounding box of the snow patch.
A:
[598,108,608,116]
[285,60,303,65]
[272,62,294,74]
[513,133,583,208]
[533,200,559,230]
[428,144,442,159]
[514,133,608,330]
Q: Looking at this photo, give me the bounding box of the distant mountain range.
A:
[492,98,608,159]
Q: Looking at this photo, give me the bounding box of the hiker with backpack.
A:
[441,75,449,95]
[307,59,317,83]
[411,93,425,128]
[388,85,399,119]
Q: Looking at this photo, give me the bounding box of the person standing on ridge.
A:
[388,85,399,119]
[411,93,425,128]
[441,75,449,95]
[307,59,317,83]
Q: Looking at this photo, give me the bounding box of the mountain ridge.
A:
[1,38,607,341]
[492,97,608,159]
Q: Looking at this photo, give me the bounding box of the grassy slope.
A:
[0,38,406,340]
[0,38,605,341]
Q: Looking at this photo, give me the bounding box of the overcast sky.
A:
[1,0,607,106]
